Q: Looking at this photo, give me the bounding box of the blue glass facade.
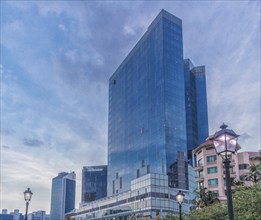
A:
[108,10,187,196]
[81,165,107,203]
[184,59,209,162]
[193,66,209,144]
[50,172,76,220]
[65,179,76,213]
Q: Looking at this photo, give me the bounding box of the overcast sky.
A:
[1,0,260,214]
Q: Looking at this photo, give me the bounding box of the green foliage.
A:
[189,202,227,220]
[232,179,244,186]
[163,212,179,220]
[196,187,219,208]
[243,163,261,183]
[233,183,261,219]
[188,183,261,220]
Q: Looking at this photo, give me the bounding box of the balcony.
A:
[195,165,203,171]
[222,159,235,168]
[196,176,204,182]
[223,171,236,179]
[207,160,217,165]
[224,185,236,191]
[230,159,235,166]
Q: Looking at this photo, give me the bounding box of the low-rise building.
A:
[0,210,24,220]
[66,172,196,220]
[28,211,46,220]
[193,136,260,201]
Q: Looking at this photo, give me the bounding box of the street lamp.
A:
[24,187,33,220]
[213,123,239,220]
[195,197,201,209]
[176,190,184,220]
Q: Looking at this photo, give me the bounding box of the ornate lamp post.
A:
[195,197,201,209]
[24,187,33,220]
[213,123,239,220]
[176,190,184,220]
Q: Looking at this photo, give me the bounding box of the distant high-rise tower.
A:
[184,59,209,161]
[50,172,76,220]
[81,165,107,203]
[107,10,209,196]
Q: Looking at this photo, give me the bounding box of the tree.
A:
[189,183,261,220]
[189,202,227,220]
[163,213,179,220]
[232,179,244,186]
[244,163,261,183]
[233,183,261,219]
[196,187,219,208]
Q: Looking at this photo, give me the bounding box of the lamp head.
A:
[176,190,184,204]
[24,188,33,202]
[213,123,239,160]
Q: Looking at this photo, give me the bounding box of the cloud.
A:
[2,145,11,149]
[240,133,252,141]
[0,0,260,213]
[23,138,44,147]
[0,129,15,136]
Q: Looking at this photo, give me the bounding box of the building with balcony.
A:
[193,136,260,201]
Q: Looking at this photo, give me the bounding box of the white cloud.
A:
[1,0,260,213]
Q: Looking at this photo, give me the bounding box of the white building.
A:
[66,172,196,220]
[28,211,46,220]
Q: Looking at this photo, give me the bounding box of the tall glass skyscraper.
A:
[108,9,189,196]
[64,9,207,220]
[50,172,76,220]
[184,59,209,161]
[81,165,107,203]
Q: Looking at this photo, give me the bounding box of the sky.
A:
[1,0,260,214]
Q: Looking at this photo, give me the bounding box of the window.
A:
[116,172,118,179]
[206,146,215,151]
[198,158,203,166]
[207,167,218,174]
[207,155,217,162]
[208,178,218,186]
[210,190,219,196]
[198,182,204,189]
[137,169,140,178]
[240,175,245,181]
[198,171,204,178]
[239,164,249,170]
